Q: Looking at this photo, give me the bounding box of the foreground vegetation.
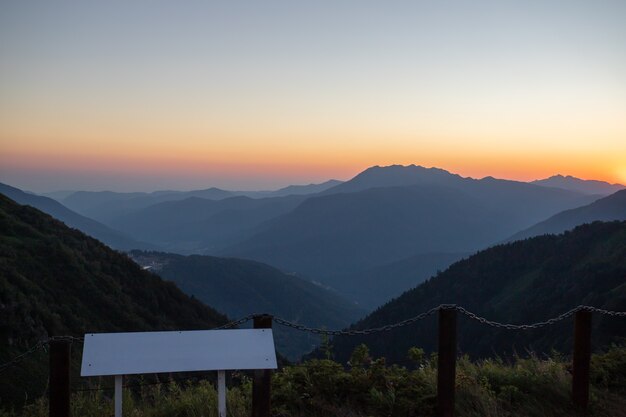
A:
[3,345,626,417]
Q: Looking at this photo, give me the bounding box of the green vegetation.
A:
[3,345,626,417]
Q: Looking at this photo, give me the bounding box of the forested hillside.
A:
[130,251,364,359]
[330,221,626,362]
[0,195,228,407]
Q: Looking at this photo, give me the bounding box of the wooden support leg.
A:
[115,375,123,417]
[218,370,227,417]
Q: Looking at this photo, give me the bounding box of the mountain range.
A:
[221,166,597,280]
[59,180,342,224]
[110,194,307,253]
[4,165,624,311]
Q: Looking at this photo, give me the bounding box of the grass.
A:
[2,346,626,417]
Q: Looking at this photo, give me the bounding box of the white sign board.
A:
[81,328,277,377]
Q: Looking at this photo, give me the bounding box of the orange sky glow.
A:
[1,1,625,191]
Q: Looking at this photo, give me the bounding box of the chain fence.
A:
[1,304,625,375]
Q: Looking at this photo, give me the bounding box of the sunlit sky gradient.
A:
[1,0,625,192]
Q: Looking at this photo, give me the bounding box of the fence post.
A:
[49,339,71,417]
[437,307,457,417]
[252,314,273,417]
[572,310,592,411]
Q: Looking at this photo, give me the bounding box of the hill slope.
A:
[330,221,626,362]
[130,251,364,359]
[0,194,228,405]
[509,190,626,242]
[329,252,468,310]
[0,183,151,251]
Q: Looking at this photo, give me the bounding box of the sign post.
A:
[80,329,277,417]
[218,370,226,417]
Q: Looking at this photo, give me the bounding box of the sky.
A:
[1,0,625,192]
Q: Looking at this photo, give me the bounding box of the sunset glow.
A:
[1,1,625,191]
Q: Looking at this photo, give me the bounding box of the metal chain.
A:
[1,305,623,373]
[0,336,82,374]
[0,341,46,374]
[454,306,578,330]
[456,305,626,329]
[49,335,85,343]
[274,305,443,336]
[212,313,257,329]
[274,304,626,335]
[578,305,626,317]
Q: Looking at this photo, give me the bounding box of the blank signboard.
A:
[81,329,277,376]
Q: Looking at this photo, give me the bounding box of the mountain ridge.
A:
[531,174,625,196]
[508,189,626,242]
[0,182,152,251]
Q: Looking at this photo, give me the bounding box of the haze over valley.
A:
[2,165,624,312]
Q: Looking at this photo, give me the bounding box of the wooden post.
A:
[252,314,272,417]
[437,307,457,417]
[572,310,592,411]
[49,339,71,417]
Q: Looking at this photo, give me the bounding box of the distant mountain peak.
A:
[532,175,625,196]
[325,164,464,194]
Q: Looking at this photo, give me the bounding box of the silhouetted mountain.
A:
[508,189,626,242]
[62,188,235,223]
[110,195,307,253]
[60,181,343,224]
[130,251,364,359]
[531,174,625,196]
[322,164,464,194]
[329,221,626,363]
[222,166,596,280]
[329,252,468,310]
[0,194,228,406]
[270,179,343,197]
[0,183,151,251]
[40,190,76,200]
